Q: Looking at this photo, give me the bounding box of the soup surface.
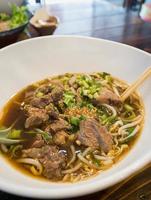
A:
[0,72,144,182]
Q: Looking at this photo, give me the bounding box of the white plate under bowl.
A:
[0,36,151,199]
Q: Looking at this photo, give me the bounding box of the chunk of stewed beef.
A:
[94,88,121,105]
[45,104,59,119]
[45,118,71,133]
[51,86,63,103]
[77,118,113,153]
[30,134,45,148]
[25,107,49,128]
[22,145,66,179]
[30,94,53,109]
[53,130,69,145]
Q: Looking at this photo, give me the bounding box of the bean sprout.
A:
[118,116,142,135]
[77,153,99,169]
[102,104,117,117]
[17,158,43,175]
[67,145,76,167]
[119,125,140,143]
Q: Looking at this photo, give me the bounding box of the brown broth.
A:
[0,74,145,182]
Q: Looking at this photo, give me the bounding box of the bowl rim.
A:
[0,35,151,199]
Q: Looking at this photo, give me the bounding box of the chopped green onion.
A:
[63,91,76,107]
[69,115,86,132]
[70,117,80,126]
[76,75,101,99]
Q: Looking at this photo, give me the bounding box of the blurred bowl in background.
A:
[0,2,31,48]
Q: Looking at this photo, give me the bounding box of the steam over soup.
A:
[0,73,144,182]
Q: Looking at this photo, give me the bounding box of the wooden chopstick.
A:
[121,67,151,102]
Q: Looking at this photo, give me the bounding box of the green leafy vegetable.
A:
[0,4,28,32]
[0,13,10,21]
[0,125,23,145]
[9,4,28,28]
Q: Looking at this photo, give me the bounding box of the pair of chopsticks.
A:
[121,67,151,101]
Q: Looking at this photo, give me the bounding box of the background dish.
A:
[0,36,151,198]
[0,3,31,48]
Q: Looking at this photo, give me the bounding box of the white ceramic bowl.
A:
[0,36,151,199]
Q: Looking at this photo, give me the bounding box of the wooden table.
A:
[0,0,151,199]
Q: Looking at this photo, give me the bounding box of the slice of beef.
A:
[25,107,49,128]
[93,88,121,105]
[53,130,69,145]
[22,145,66,179]
[45,118,71,133]
[77,118,113,153]
[30,134,45,148]
[30,94,53,109]
[48,110,59,120]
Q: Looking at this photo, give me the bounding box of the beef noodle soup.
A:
[0,73,144,182]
